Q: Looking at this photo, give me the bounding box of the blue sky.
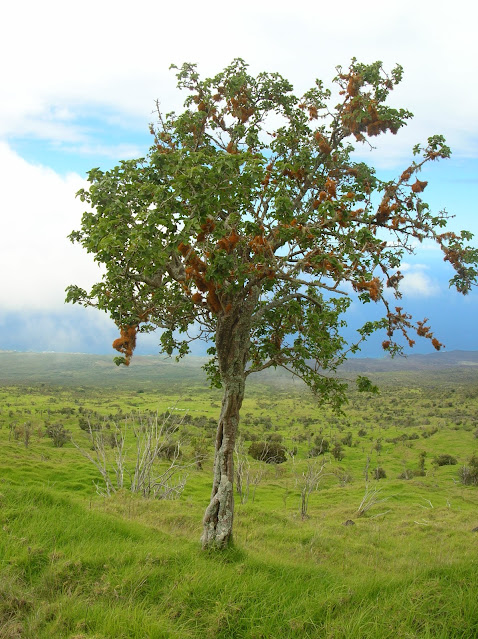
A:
[1,0,477,358]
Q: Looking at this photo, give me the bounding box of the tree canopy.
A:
[67,59,478,547]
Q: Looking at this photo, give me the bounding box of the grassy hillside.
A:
[1,355,478,637]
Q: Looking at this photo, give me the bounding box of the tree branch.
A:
[276,273,348,295]
[251,292,323,323]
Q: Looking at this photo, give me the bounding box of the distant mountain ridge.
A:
[339,350,478,372]
[1,350,478,387]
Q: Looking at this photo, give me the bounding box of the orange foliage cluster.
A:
[261,163,274,188]
[339,73,400,139]
[436,232,458,242]
[347,74,362,97]
[400,168,414,182]
[335,206,357,227]
[282,167,306,183]
[437,233,466,279]
[226,140,238,154]
[386,271,403,289]
[437,232,469,287]
[217,230,240,253]
[191,94,223,129]
[376,197,400,225]
[308,105,318,119]
[443,248,462,271]
[246,263,275,281]
[386,306,415,348]
[353,277,381,301]
[112,325,138,366]
[112,308,153,366]
[298,102,319,120]
[196,218,216,242]
[206,288,222,313]
[269,332,283,349]
[390,215,407,230]
[325,177,337,199]
[314,131,331,154]
[227,86,255,124]
[411,179,428,193]
[249,232,272,255]
[416,320,433,338]
[385,307,443,351]
[303,249,342,276]
[178,242,222,314]
[320,258,341,276]
[415,320,443,351]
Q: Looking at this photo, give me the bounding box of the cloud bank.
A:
[0,143,101,310]
[2,0,477,163]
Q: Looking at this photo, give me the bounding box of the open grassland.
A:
[1,354,478,638]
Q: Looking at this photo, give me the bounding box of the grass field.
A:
[1,353,478,638]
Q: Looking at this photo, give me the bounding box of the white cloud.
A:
[0,142,102,310]
[399,263,441,298]
[1,0,477,163]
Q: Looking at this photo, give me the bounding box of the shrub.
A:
[334,469,353,486]
[434,454,458,466]
[106,431,123,449]
[46,423,70,447]
[248,441,287,464]
[265,433,283,443]
[59,406,75,415]
[398,466,426,479]
[308,437,329,457]
[78,416,100,431]
[399,452,428,478]
[158,441,182,460]
[331,442,344,461]
[374,467,387,480]
[418,451,427,474]
[240,430,258,442]
[458,454,478,486]
[341,432,353,447]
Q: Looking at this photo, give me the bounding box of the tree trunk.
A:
[201,292,257,549]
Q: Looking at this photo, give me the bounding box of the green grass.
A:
[1,364,478,638]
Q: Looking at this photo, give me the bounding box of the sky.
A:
[1,0,478,358]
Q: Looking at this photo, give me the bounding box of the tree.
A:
[67,59,478,549]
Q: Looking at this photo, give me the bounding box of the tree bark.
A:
[201,291,257,549]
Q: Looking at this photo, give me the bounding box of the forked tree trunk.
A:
[201,292,257,549]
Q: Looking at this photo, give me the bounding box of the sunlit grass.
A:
[1,371,478,637]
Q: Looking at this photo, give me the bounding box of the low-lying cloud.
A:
[0,143,102,310]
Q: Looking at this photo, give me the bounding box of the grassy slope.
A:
[1,354,478,638]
